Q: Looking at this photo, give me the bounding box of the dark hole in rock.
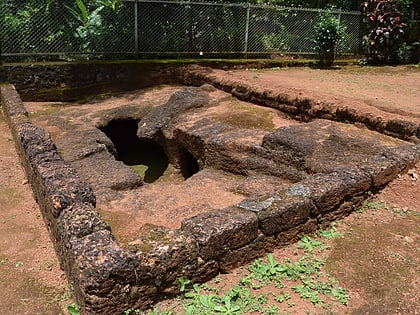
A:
[99,119,168,183]
[178,148,200,179]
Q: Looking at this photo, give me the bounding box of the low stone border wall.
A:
[1,77,420,314]
[0,60,315,102]
[177,65,420,142]
[0,62,182,101]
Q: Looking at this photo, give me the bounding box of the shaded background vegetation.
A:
[0,0,419,63]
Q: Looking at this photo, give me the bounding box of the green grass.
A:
[356,199,419,217]
[356,200,388,213]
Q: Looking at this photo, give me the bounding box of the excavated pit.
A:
[23,84,419,245]
[99,118,170,183]
[26,85,299,242]
[2,65,419,314]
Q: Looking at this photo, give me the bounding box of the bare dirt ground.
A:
[0,111,70,314]
[0,65,419,314]
[230,65,420,119]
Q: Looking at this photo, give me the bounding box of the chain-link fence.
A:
[0,0,362,62]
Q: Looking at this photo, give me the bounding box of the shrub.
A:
[314,12,347,67]
[361,0,407,64]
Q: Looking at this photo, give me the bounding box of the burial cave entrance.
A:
[99,119,168,183]
[178,148,200,179]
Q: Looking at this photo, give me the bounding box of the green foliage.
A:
[318,223,342,239]
[181,283,261,315]
[397,41,420,63]
[258,12,292,53]
[361,0,407,64]
[356,200,388,213]
[67,0,89,24]
[247,0,361,10]
[314,12,347,66]
[67,303,80,315]
[178,277,192,293]
[298,235,324,253]
[65,0,122,52]
[262,32,291,52]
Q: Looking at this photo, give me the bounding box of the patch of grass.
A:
[15,261,24,268]
[356,200,387,213]
[297,235,324,253]
[356,200,419,217]
[28,103,65,118]
[67,303,80,315]
[391,207,419,217]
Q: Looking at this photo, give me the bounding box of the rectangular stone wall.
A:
[1,76,419,314]
[0,62,181,101]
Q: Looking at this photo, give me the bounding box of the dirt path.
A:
[0,110,70,314]
[229,65,420,118]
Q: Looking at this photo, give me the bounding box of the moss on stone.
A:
[214,101,275,130]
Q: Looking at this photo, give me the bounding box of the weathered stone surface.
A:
[380,144,420,173]
[172,115,305,179]
[58,202,110,244]
[357,145,420,189]
[181,207,258,260]
[0,85,30,129]
[127,226,218,291]
[361,154,407,188]
[137,85,215,142]
[274,218,318,247]
[287,173,347,215]
[179,65,420,141]
[258,193,315,236]
[17,124,97,217]
[219,233,276,272]
[40,163,97,217]
[56,127,117,162]
[318,199,363,225]
[170,119,227,166]
[329,168,372,196]
[95,104,152,130]
[262,119,409,174]
[68,230,139,313]
[18,123,57,157]
[2,62,184,101]
[242,148,308,181]
[385,119,418,139]
[71,149,143,191]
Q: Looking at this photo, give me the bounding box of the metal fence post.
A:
[336,9,342,60]
[244,3,250,57]
[134,0,139,56]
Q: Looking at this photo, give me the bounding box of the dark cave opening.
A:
[178,148,200,179]
[99,119,168,183]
